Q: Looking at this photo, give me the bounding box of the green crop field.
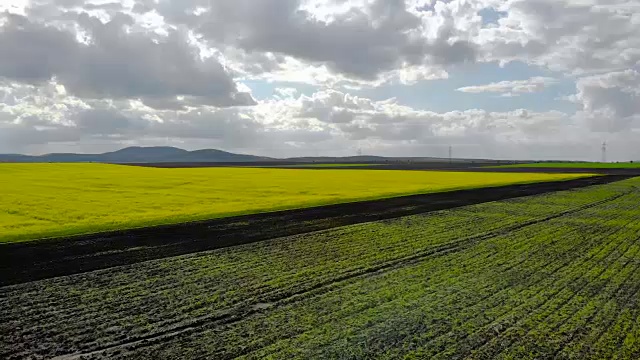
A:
[262,163,385,168]
[0,163,589,243]
[2,177,640,359]
[492,162,640,169]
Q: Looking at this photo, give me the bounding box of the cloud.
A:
[0,13,79,83]
[280,89,577,145]
[457,76,557,96]
[200,0,426,80]
[273,87,299,100]
[74,107,149,136]
[145,0,640,86]
[157,0,476,85]
[0,12,255,109]
[0,87,265,153]
[571,69,640,132]
[477,0,640,74]
[2,80,640,160]
[10,0,640,85]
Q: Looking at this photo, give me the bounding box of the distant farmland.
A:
[3,177,640,359]
[0,163,590,243]
[259,163,386,168]
[493,162,640,169]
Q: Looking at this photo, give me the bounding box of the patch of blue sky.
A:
[243,61,578,114]
[415,3,507,26]
[241,80,319,101]
[353,61,578,113]
[478,7,507,25]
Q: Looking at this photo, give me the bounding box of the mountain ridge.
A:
[0,146,272,163]
[0,146,499,163]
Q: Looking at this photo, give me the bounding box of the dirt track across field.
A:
[1,175,633,286]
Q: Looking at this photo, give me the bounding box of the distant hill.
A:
[0,146,505,164]
[0,146,273,163]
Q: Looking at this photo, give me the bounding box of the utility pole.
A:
[448,145,452,164]
[601,141,607,163]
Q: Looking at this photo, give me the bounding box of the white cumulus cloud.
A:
[457,77,557,96]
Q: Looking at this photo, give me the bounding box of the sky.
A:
[0,0,639,161]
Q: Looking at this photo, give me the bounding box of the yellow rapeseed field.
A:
[0,163,591,243]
